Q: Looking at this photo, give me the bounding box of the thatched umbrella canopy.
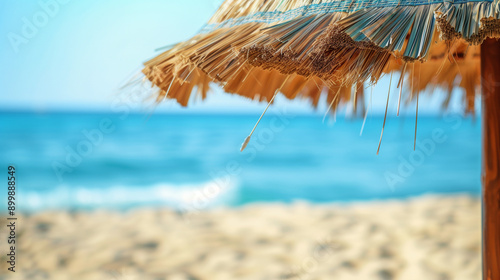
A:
[140,0,499,278]
[143,1,494,110]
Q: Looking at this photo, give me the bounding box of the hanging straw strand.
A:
[360,85,372,136]
[397,62,407,116]
[241,76,290,152]
[377,72,393,155]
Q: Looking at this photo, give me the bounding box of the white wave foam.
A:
[19,177,238,212]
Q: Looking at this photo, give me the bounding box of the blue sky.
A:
[0,0,473,115]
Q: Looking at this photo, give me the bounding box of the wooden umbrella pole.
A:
[481,38,500,280]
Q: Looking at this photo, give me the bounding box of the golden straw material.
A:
[140,0,499,112]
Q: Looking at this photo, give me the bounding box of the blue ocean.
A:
[0,111,481,212]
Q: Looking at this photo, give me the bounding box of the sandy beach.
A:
[2,195,480,280]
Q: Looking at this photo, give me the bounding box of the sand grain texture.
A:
[1,195,481,280]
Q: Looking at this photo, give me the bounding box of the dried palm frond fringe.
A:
[142,0,497,112]
[138,0,496,151]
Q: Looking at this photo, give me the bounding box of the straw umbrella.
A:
[140,0,499,278]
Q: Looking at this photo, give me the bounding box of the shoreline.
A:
[2,195,481,280]
[13,192,482,215]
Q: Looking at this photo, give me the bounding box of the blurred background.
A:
[0,1,482,279]
[0,0,481,212]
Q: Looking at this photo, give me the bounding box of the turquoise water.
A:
[0,111,481,212]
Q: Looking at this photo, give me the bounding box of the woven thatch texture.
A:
[141,0,498,111]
